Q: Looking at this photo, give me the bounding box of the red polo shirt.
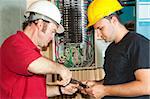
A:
[0,31,47,99]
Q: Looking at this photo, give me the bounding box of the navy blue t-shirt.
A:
[103,32,150,99]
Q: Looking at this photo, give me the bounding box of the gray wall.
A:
[0,0,26,45]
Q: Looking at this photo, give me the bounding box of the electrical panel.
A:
[54,0,94,68]
[62,0,82,43]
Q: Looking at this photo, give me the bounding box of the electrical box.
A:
[53,0,95,69]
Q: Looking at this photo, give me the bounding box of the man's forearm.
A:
[105,80,150,97]
[28,57,66,74]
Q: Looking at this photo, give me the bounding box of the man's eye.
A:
[52,30,56,34]
[97,27,102,30]
[100,27,103,30]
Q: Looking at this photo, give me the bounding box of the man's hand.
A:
[85,84,107,99]
[80,80,100,94]
[61,83,79,95]
[80,80,106,98]
[56,64,72,86]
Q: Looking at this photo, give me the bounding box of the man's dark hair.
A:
[104,13,122,24]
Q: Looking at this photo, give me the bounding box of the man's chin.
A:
[41,42,52,51]
[41,46,48,51]
[38,44,48,51]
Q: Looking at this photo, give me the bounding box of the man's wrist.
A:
[58,64,66,76]
[104,85,110,96]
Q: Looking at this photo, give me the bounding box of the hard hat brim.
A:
[56,24,64,33]
[86,18,98,28]
[86,23,93,28]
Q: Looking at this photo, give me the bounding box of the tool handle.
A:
[47,78,89,88]
[70,79,89,88]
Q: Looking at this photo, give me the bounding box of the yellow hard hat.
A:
[87,0,123,28]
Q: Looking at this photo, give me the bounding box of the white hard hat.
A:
[24,0,64,33]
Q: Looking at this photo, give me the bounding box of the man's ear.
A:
[36,19,44,31]
[111,16,118,25]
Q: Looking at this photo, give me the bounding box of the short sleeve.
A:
[4,43,42,76]
[130,36,150,71]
